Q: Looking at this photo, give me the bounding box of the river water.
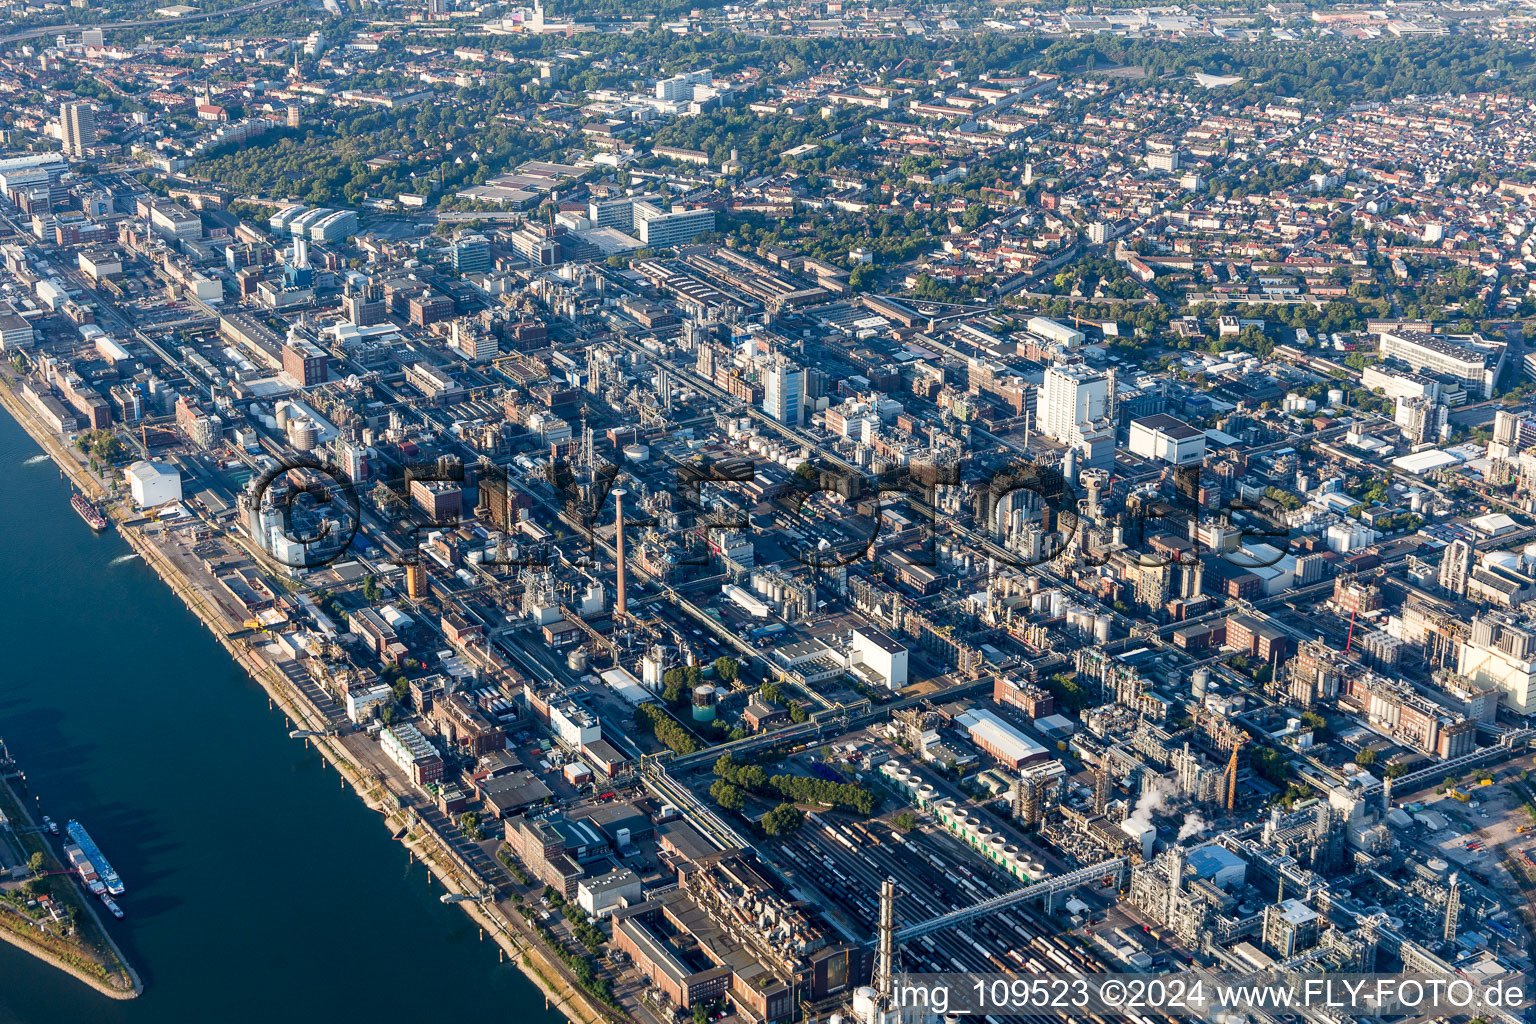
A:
[0,411,563,1024]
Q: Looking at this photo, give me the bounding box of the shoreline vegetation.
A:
[0,374,604,1024]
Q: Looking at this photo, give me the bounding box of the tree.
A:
[1354,748,1377,767]
[1384,762,1409,779]
[710,779,745,811]
[27,851,44,876]
[1253,747,1289,786]
[762,803,804,837]
[362,574,379,602]
[712,657,740,684]
[893,812,917,833]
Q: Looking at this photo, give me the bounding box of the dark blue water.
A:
[0,410,562,1024]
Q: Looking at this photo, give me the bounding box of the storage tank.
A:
[288,418,318,451]
[622,443,650,463]
[853,988,879,1024]
[1192,666,1210,698]
[567,648,589,672]
[1094,615,1111,643]
[1328,389,1345,406]
[1484,550,1521,572]
[692,684,718,722]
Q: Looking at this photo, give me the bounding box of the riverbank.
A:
[0,775,141,1000]
[0,373,610,1024]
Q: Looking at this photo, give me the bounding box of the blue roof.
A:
[1187,845,1246,879]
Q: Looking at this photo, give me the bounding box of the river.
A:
[0,410,564,1024]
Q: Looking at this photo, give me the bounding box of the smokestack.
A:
[1166,846,1184,926]
[876,878,895,1005]
[612,487,628,617]
[1382,774,1393,820]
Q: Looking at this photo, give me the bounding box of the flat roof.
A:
[1133,412,1202,439]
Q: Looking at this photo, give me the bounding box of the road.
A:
[0,0,295,42]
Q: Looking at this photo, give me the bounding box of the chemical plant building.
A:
[14,36,1536,1024]
[1037,363,1116,471]
[611,850,864,1023]
[380,723,444,786]
[124,460,182,507]
[1128,414,1206,466]
[848,627,908,689]
[952,708,1048,768]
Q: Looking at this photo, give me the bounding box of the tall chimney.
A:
[612,487,628,617]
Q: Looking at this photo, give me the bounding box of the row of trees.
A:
[711,753,878,815]
[634,702,699,755]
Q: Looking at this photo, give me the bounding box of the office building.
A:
[632,201,714,248]
[1378,330,1503,400]
[452,233,492,275]
[282,338,330,388]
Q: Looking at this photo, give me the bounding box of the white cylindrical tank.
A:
[1328,389,1344,406]
[1095,615,1111,643]
[1484,550,1521,571]
[567,648,588,671]
[854,988,879,1024]
[622,443,650,463]
[1192,666,1210,697]
[288,418,318,451]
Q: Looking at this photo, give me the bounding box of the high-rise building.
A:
[1489,409,1536,460]
[1038,363,1115,471]
[60,102,97,158]
[452,233,492,276]
[286,104,301,129]
[762,357,804,427]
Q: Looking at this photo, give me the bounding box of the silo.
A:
[567,648,588,672]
